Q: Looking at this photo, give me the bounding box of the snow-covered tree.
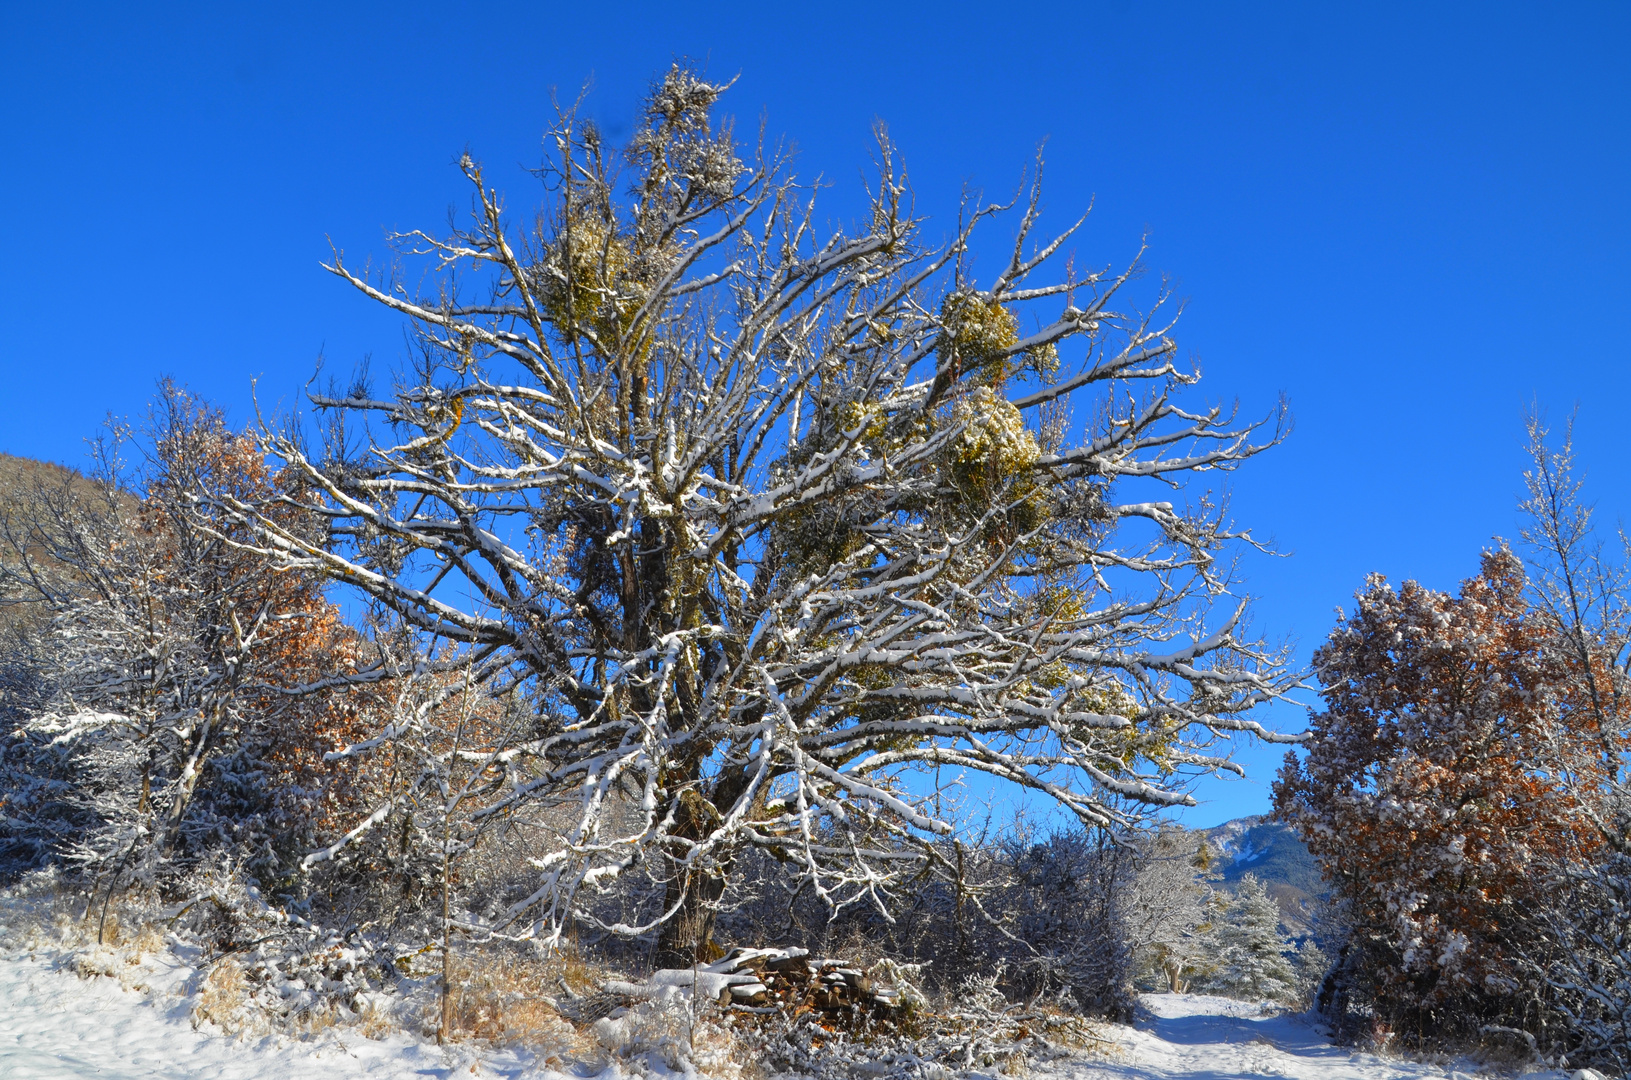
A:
[298,641,535,1044]
[221,65,1297,964]
[1124,824,1216,992]
[0,386,379,908]
[1508,413,1631,1071]
[1196,873,1295,1002]
[996,826,1137,1015]
[1274,547,1592,1037]
[1290,937,1329,1004]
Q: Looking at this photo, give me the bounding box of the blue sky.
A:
[3,3,1629,826]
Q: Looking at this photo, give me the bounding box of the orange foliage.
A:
[1274,547,1604,1034]
[136,391,391,859]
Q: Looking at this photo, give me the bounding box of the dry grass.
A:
[356,995,398,1041]
[585,997,751,1080]
[194,959,247,1031]
[192,956,255,1034]
[190,955,346,1039]
[28,897,174,994]
[79,910,165,959]
[435,946,599,1055]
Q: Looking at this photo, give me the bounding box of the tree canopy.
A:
[220,66,1296,961]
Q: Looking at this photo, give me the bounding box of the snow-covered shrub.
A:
[1503,415,1631,1072]
[0,386,387,907]
[997,828,1136,1017]
[1523,849,1631,1075]
[1290,937,1330,1005]
[589,996,747,1080]
[713,825,1137,1020]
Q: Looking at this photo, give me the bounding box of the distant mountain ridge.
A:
[1200,815,1324,935]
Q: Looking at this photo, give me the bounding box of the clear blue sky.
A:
[4,3,1628,826]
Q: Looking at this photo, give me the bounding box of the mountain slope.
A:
[1201,816,1324,935]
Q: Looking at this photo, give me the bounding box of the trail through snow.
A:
[1055,994,1504,1080]
[0,950,1568,1080]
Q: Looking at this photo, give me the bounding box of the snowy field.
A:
[0,945,557,1080]
[0,944,1582,1080]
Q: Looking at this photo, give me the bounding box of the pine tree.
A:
[1291,938,1329,1003]
[1198,874,1296,1002]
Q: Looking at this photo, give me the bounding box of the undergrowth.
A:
[0,870,1115,1079]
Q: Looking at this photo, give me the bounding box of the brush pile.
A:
[577,946,1104,1080]
[598,946,922,1024]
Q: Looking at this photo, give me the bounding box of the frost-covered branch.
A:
[219,65,1297,963]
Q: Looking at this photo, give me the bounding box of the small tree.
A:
[1509,413,1631,1071]
[1274,547,1591,1039]
[1197,873,1296,1002]
[223,65,1297,964]
[1291,937,1329,1004]
[0,386,377,910]
[296,631,534,1043]
[1124,824,1216,992]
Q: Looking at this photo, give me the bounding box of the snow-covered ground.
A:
[0,945,1578,1080]
[0,946,556,1080]
[1055,993,1512,1080]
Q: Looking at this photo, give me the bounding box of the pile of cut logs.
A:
[594,946,909,1022]
[708,946,903,1013]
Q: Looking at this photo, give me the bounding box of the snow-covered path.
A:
[1054,994,1485,1080]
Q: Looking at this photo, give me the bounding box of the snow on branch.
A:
[216,64,1299,961]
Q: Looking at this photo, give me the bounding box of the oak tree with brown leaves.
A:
[1275,547,1596,1041]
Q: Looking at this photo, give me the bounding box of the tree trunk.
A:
[653,864,729,970]
[653,788,731,969]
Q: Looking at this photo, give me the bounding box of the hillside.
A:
[0,452,109,644]
[1201,816,1325,935]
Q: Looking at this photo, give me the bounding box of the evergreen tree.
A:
[1199,874,1296,1001]
[1291,938,1329,1004]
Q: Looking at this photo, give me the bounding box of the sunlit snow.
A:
[0,944,1584,1080]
